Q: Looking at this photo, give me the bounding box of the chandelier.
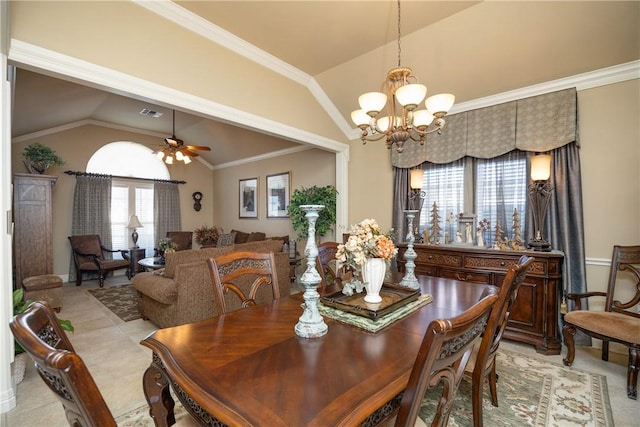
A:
[350,0,455,153]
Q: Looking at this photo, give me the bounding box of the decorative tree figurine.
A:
[512,208,525,249]
[493,221,505,249]
[428,201,442,244]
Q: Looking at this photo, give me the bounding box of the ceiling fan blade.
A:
[185,145,211,151]
[181,148,200,157]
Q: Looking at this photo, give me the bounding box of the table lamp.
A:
[528,154,553,251]
[127,215,143,248]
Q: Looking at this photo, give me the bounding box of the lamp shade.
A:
[358,92,387,115]
[531,154,552,181]
[410,169,424,189]
[425,93,455,115]
[412,110,435,128]
[395,84,427,109]
[351,109,370,127]
[127,215,143,229]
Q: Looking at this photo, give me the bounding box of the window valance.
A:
[391,87,578,167]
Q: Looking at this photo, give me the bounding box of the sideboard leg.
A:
[143,361,176,427]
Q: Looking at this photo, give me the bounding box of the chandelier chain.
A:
[397,0,402,67]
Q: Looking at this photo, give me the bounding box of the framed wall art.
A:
[239,177,258,219]
[266,172,290,218]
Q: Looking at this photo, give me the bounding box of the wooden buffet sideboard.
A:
[397,244,564,355]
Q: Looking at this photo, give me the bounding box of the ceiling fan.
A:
[155,110,211,164]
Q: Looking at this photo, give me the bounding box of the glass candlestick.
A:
[294,205,328,338]
[400,210,420,289]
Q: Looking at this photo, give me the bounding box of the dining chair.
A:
[464,255,534,427]
[207,250,281,314]
[563,245,640,399]
[10,301,199,427]
[390,286,499,427]
[316,241,345,293]
[68,235,130,287]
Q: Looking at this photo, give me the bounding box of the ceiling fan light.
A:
[155,151,165,160]
[395,84,427,109]
[175,151,184,161]
[165,155,173,165]
[183,155,191,164]
[425,93,455,116]
[358,92,387,116]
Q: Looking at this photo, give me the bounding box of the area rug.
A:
[114,349,613,427]
[419,349,613,427]
[87,284,141,322]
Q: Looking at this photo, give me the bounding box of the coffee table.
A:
[138,257,165,271]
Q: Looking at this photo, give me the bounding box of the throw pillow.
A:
[217,232,237,247]
[231,229,250,244]
[247,232,266,242]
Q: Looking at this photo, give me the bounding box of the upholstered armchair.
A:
[68,235,130,287]
[165,231,193,251]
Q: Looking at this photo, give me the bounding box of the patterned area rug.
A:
[87,284,141,322]
[114,349,612,427]
[420,349,613,427]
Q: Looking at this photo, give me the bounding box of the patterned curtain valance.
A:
[392,87,578,167]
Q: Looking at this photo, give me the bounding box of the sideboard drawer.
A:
[416,251,461,267]
[440,268,491,284]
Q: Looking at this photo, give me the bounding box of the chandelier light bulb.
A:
[358,92,387,116]
[395,84,427,110]
[425,93,456,116]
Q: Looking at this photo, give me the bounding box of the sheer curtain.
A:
[154,181,181,243]
[69,175,113,282]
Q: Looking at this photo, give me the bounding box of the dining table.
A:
[140,273,496,427]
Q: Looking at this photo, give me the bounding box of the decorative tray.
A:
[320,283,420,320]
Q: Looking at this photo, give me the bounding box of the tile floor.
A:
[3,277,638,426]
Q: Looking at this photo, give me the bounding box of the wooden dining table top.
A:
[141,274,496,427]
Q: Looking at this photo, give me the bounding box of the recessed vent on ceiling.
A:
[139,109,163,118]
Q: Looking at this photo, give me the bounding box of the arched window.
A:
[87,142,169,256]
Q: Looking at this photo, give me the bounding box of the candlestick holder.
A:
[294,205,328,338]
[400,210,420,289]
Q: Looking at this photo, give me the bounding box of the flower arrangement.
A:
[477,218,491,233]
[157,238,177,253]
[195,225,219,246]
[336,218,397,295]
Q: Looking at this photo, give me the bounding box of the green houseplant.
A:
[21,142,65,174]
[287,185,338,241]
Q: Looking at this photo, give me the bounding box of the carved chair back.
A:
[316,241,347,293]
[207,251,281,314]
[392,287,499,427]
[466,255,534,427]
[10,301,116,427]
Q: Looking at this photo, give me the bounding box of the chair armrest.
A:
[566,291,608,310]
[100,246,130,260]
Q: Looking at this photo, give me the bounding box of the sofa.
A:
[132,239,290,328]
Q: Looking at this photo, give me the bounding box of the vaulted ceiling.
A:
[11,1,639,167]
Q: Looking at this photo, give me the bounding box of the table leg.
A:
[143,362,176,427]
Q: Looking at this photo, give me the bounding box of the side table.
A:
[128,248,146,278]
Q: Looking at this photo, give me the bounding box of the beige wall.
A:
[12,125,215,278]
[212,147,336,241]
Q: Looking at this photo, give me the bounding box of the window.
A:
[417,151,527,246]
[87,141,169,257]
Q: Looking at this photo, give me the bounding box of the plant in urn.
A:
[294,205,328,338]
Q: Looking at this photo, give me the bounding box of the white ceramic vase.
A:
[362,258,386,303]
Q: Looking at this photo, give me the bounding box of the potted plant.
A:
[21,142,65,174]
[287,185,338,241]
[12,288,74,383]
